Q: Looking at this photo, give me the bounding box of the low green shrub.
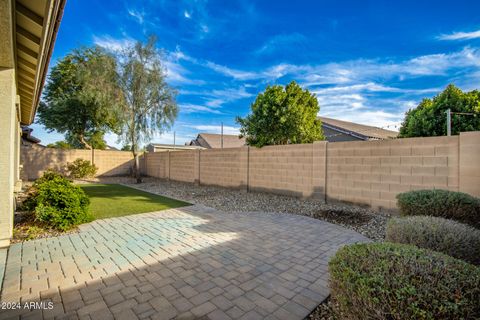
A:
[22,169,66,211]
[67,158,98,179]
[34,169,66,185]
[396,189,480,228]
[26,172,93,231]
[329,242,480,320]
[386,216,480,265]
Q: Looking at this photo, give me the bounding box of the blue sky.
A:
[32,0,480,147]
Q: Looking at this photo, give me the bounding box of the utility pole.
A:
[173,131,176,149]
[446,109,451,136]
[221,122,224,149]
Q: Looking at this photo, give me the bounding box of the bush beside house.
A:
[25,170,93,231]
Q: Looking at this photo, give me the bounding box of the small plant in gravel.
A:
[386,216,480,265]
[25,226,45,240]
[67,158,98,179]
[329,242,480,320]
[26,171,93,231]
[396,189,480,228]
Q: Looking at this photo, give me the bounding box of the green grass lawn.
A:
[80,184,190,219]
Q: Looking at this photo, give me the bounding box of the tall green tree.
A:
[115,36,178,182]
[236,81,324,147]
[399,84,480,137]
[37,47,123,149]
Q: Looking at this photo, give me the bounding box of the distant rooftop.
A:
[147,143,205,152]
[319,117,398,140]
[188,133,246,149]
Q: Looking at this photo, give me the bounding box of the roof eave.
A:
[19,0,66,125]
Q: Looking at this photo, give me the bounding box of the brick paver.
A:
[0,204,367,319]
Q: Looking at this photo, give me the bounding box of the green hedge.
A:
[329,242,480,320]
[386,216,480,265]
[396,189,480,228]
[27,171,93,231]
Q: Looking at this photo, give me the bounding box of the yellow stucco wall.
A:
[0,68,16,247]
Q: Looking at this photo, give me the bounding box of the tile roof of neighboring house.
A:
[319,117,399,140]
[188,133,246,149]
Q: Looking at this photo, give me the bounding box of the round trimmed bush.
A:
[329,242,480,320]
[386,216,480,265]
[396,189,480,228]
[27,173,93,231]
[67,158,98,179]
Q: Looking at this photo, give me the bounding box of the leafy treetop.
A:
[38,46,124,149]
[236,81,324,147]
[399,84,480,137]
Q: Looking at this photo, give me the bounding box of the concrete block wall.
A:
[312,141,328,199]
[169,150,197,183]
[459,131,480,197]
[22,132,480,212]
[326,136,460,209]
[93,150,134,176]
[199,147,248,188]
[21,145,134,180]
[21,145,91,180]
[144,152,168,178]
[249,144,316,197]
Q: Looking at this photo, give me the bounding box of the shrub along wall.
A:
[143,131,480,211]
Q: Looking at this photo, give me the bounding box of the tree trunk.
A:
[79,134,92,150]
[134,153,142,183]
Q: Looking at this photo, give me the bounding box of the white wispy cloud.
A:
[191,47,480,83]
[181,86,253,109]
[437,29,480,41]
[186,125,240,135]
[200,24,209,33]
[180,104,223,114]
[204,61,259,80]
[127,8,145,25]
[184,11,191,19]
[150,131,195,145]
[93,35,135,52]
[311,82,440,95]
[255,33,307,55]
[173,47,480,129]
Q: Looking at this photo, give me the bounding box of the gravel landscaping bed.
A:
[93,176,391,241]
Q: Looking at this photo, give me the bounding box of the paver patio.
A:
[0,205,367,320]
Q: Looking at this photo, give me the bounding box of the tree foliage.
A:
[399,84,480,137]
[46,141,73,149]
[65,131,107,150]
[236,81,324,147]
[38,47,124,149]
[115,36,178,182]
[121,144,132,151]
